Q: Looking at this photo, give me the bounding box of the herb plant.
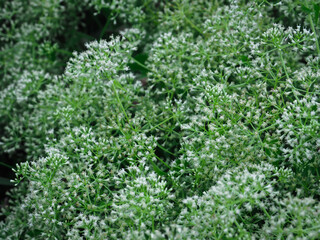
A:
[1,0,320,239]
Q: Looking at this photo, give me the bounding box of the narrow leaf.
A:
[301,5,312,14]
[314,4,320,24]
[149,159,167,176]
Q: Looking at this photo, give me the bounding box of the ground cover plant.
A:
[0,0,320,239]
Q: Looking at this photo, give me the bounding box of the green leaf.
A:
[113,80,124,90]
[128,53,149,74]
[25,229,42,238]
[314,4,320,25]
[301,5,312,14]
[240,55,250,65]
[0,177,14,186]
[149,159,167,176]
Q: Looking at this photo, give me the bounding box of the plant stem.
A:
[0,162,14,169]
[184,14,204,36]
[279,50,289,79]
[145,116,174,133]
[112,80,133,129]
[128,54,153,72]
[308,14,320,57]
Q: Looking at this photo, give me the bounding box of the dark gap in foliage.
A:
[0,149,25,216]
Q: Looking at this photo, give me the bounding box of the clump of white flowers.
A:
[171,162,294,239]
[1,0,320,239]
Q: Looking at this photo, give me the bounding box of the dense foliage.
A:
[1,0,320,239]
